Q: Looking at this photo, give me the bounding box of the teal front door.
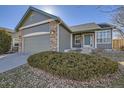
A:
[84,35,91,45]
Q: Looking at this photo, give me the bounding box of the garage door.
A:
[24,34,50,53]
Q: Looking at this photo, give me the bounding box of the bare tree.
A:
[97,6,124,38]
[112,6,124,28]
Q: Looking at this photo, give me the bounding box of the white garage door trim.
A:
[23,32,50,38]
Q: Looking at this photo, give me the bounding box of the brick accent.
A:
[49,21,58,51]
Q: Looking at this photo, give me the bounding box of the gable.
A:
[15,7,59,31]
[21,10,51,27]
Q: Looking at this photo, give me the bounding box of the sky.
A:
[0,5,116,30]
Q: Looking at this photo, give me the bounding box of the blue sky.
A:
[0,5,115,30]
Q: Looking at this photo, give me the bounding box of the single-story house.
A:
[15,7,116,54]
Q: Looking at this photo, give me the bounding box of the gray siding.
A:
[59,25,71,52]
[97,44,112,49]
[12,32,19,38]
[22,11,50,27]
[21,23,50,36]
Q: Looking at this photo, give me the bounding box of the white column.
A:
[95,31,97,48]
[70,33,72,49]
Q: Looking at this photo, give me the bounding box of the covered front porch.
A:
[71,32,96,49]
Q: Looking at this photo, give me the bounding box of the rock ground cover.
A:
[0,64,122,88]
[0,52,124,88]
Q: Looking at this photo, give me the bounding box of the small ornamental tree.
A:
[0,30,12,54]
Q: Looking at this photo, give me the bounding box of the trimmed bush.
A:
[0,30,12,54]
[28,51,118,81]
[120,46,124,51]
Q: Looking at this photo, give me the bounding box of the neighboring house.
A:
[15,7,115,54]
[0,27,16,51]
[11,32,19,52]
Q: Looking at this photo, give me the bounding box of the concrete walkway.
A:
[0,53,30,73]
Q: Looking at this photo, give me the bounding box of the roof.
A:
[15,6,58,31]
[15,6,71,32]
[70,23,101,32]
[0,27,14,32]
[70,23,114,33]
[15,6,115,33]
[97,23,114,29]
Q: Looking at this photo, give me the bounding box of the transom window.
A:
[74,35,81,45]
[97,30,111,44]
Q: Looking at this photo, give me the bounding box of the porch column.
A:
[70,33,72,49]
[95,31,97,48]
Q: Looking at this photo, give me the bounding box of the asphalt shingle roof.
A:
[70,23,114,33]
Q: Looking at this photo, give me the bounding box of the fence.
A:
[112,39,124,50]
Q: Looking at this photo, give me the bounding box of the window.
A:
[14,43,19,47]
[13,38,19,47]
[74,35,81,45]
[97,30,111,44]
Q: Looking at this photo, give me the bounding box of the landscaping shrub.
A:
[120,46,124,51]
[0,30,12,54]
[28,51,118,81]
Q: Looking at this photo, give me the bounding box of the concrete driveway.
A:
[0,53,30,73]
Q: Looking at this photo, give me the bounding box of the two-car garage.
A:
[16,7,71,54]
[23,32,51,53]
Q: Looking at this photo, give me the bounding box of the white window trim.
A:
[74,35,81,45]
[19,19,55,30]
[96,30,112,44]
[12,38,19,47]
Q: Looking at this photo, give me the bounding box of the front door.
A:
[84,34,93,47]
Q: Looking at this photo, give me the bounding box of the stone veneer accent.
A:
[49,21,58,51]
